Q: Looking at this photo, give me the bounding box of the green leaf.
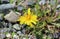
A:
[52,23,60,27]
[35,32,43,39]
[46,36,52,39]
[11,32,16,37]
[9,0,14,4]
[42,21,46,27]
[46,17,53,23]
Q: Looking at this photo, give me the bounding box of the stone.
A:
[1,0,9,2]
[50,0,55,5]
[0,4,15,10]
[17,6,24,11]
[4,11,21,22]
[57,5,60,8]
[13,34,19,39]
[0,29,4,33]
[6,28,12,32]
[8,23,12,28]
[17,31,22,35]
[53,33,59,38]
[58,0,60,4]
[6,33,11,38]
[23,38,26,39]
[11,28,16,32]
[28,35,36,39]
[20,0,36,7]
[27,1,35,5]
[0,28,9,33]
[2,22,8,27]
[13,24,20,30]
[58,33,60,37]
[0,21,4,28]
[0,34,6,39]
[22,29,26,34]
[39,0,45,5]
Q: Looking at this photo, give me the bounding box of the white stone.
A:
[13,24,20,30]
[57,5,60,8]
[13,34,19,39]
[4,11,21,22]
[23,38,26,39]
[39,0,45,5]
[6,33,11,37]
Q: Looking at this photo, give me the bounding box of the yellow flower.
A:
[18,8,38,27]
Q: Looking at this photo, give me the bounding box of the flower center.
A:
[26,15,31,20]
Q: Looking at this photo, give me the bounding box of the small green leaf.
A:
[52,23,60,27]
[46,36,52,39]
[10,0,14,4]
[11,32,16,37]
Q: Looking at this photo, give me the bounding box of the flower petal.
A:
[28,8,31,15]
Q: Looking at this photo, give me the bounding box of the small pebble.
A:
[13,24,20,30]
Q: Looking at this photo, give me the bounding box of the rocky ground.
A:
[0,0,60,39]
[0,0,37,39]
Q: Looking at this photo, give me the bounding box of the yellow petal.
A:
[17,18,20,21]
[28,8,31,15]
[31,15,37,21]
[29,23,34,28]
[25,21,31,25]
[32,21,36,24]
[20,21,24,24]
